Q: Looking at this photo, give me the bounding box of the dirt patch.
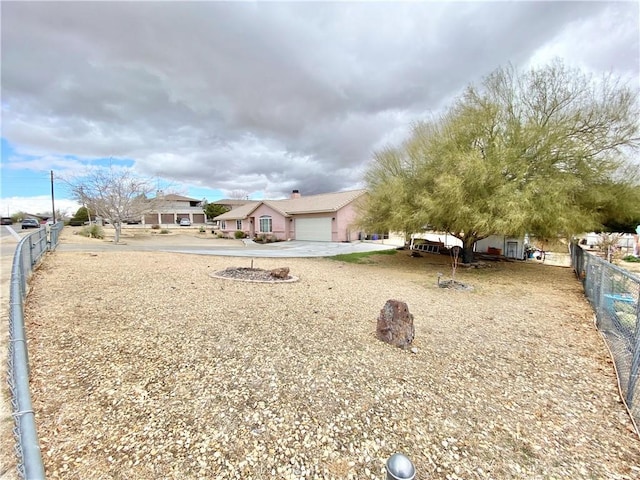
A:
[23,250,640,479]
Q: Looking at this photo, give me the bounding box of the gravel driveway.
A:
[21,230,640,479]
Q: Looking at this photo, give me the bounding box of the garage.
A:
[294,217,332,242]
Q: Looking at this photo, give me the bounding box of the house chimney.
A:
[291,189,301,199]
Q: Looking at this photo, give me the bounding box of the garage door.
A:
[295,217,332,242]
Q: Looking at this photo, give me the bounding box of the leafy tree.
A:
[361,61,639,263]
[591,170,640,233]
[72,206,90,223]
[66,166,157,243]
[204,203,230,220]
[11,211,27,223]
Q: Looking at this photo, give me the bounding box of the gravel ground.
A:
[22,239,640,480]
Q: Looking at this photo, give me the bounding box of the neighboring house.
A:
[143,194,206,225]
[208,198,255,229]
[582,232,637,255]
[214,189,367,242]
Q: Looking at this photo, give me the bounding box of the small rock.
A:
[410,347,418,354]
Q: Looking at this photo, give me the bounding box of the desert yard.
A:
[22,243,640,479]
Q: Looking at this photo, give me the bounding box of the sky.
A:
[1,1,639,217]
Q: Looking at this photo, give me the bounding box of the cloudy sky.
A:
[1,1,638,216]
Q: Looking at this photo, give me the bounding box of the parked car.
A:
[179,218,191,226]
[0,217,13,225]
[21,218,40,229]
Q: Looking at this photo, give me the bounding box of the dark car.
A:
[21,218,40,229]
[0,217,12,225]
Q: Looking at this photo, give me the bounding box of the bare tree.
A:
[597,232,623,263]
[229,190,250,200]
[66,166,157,243]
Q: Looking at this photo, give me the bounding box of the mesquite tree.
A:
[361,61,640,263]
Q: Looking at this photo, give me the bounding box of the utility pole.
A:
[50,170,56,222]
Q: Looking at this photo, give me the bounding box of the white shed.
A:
[475,235,526,259]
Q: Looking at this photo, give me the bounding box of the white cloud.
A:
[1,1,637,201]
[1,196,81,217]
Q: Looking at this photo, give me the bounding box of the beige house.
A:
[214,189,367,242]
[143,194,206,225]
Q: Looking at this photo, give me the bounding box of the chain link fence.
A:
[570,242,640,433]
[8,222,63,479]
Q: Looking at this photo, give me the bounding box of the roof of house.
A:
[215,202,260,220]
[212,199,254,208]
[214,189,367,220]
[159,194,201,202]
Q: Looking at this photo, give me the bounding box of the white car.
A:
[179,218,191,226]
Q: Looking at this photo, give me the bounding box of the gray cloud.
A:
[2,1,637,198]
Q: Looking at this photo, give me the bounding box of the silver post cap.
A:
[386,453,416,480]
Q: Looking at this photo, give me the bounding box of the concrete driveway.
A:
[57,237,399,257]
[163,239,399,257]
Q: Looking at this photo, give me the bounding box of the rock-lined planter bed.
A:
[24,250,640,479]
[211,267,299,283]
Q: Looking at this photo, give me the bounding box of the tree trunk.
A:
[461,236,476,264]
[114,223,121,244]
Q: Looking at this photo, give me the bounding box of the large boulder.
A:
[376,300,415,348]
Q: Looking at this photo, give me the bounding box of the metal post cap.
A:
[386,453,416,480]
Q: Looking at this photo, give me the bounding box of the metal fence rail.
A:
[8,222,63,479]
[570,242,640,432]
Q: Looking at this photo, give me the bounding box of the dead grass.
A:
[22,249,640,479]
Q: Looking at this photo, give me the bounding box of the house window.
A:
[236,219,242,230]
[220,220,226,230]
[259,215,272,233]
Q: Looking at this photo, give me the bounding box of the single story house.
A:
[143,194,206,225]
[214,189,367,242]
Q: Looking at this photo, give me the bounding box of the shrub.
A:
[622,255,640,263]
[160,229,170,234]
[199,226,206,233]
[151,224,160,230]
[79,225,104,239]
[234,230,245,239]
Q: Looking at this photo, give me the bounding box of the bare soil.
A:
[16,230,640,479]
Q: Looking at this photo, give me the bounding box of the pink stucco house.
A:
[214,189,367,242]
